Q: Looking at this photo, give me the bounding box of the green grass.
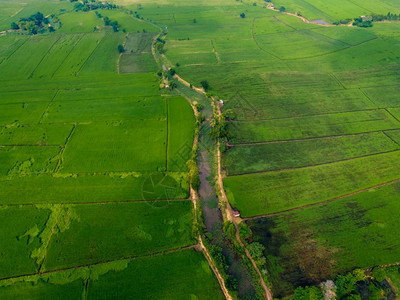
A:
[247,182,400,297]
[88,249,224,300]
[0,173,189,205]
[223,131,399,175]
[61,120,167,173]
[224,150,400,216]
[228,109,400,143]
[167,97,195,171]
[0,206,50,279]
[44,201,195,270]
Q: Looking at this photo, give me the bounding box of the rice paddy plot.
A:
[0,278,84,300]
[224,150,400,217]
[228,109,400,144]
[0,173,189,205]
[255,29,349,60]
[0,35,59,80]
[167,97,195,171]
[119,53,157,73]
[311,26,377,46]
[0,124,73,146]
[54,79,159,101]
[31,34,84,79]
[0,101,49,126]
[88,249,225,300]
[0,89,56,105]
[0,35,27,65]
[223,131,399,175]
[124,32,155,53]
[247,182,400,297]
[99,10,159,33]
[79,31,125,75]
[0,206,50,279]
[0,146,60,177]
[60,120,167,173]
[43,201,194,270]
[334,65,400,89]
[362,85,400,108]
[44,96,166,123]
[223,88,375,120]
[53,33,104,77]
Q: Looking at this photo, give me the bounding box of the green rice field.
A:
[2,0,400,298]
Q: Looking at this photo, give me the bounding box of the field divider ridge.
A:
[53,123,76,173]
[38,89,59,124]
[227,128,400,146]
[0,198,192,207]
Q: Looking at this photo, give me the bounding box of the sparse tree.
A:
[117,44,125,53]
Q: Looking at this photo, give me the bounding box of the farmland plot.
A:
[247,182,400,296]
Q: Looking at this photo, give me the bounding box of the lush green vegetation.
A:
[0,249,224,300]
[223,132,399,175]
[44,201,194,270]
[247,182,400,296]
[0,1,216,298]
[2,0,400,297]
[224,150,400,216]
[88,249,225,299]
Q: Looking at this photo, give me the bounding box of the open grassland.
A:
[246,182,400,297]
[224,150,400,216]
[0,249,223,300]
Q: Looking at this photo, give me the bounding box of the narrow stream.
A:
[196,103,259,299]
